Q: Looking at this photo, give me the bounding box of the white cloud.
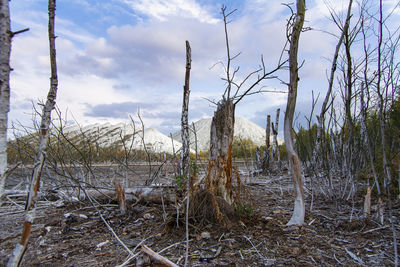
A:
[9,0,372,134]
[123,0,219,23]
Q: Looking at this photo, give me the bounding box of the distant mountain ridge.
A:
[62,122,182,155]
[58,117,282,154]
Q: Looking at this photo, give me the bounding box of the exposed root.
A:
[189,189,236,227]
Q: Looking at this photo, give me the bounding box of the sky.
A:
[7,0,400,137]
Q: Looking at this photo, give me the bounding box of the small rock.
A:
[273,209,286,214]
[201,231,211,239]
[143,213,154,220]
[96,240,110,250]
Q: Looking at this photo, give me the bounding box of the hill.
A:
[61,122,182,155]
[172,117,283,152]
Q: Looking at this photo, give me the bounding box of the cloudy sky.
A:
[7,0,400,136]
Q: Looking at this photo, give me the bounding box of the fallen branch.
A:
[345,247,365,265]
[362,225,390,234]
[141,244,179,267]
[3,186,176,204]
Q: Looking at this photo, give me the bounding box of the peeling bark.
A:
[114,180,126,215]
[180,40,191,182]
[8,1,59,265]
[206,99,235,206]
[262,115,271,173]
[284,0,305,226]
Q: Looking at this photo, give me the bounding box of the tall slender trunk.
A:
[360,83,380,195]
[7,1,58,265]
[343,2,355,199]
[312,0,352,198]
[180,40,191,181]
[285,0,305,226]
[0,0,11,205]
[377,1,397,264]
[180,40,191,267]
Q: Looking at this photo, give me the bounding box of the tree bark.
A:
[284,0,305,226]
[8,1,59,265]
[272,108,281,169]
[262,115,271,173]
[180,40,191,182]
[206,99,235,207]
[114,179,126,215]
[0,0,11,205]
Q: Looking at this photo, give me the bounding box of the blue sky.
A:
[7,0,400,136]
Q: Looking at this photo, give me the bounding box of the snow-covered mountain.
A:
[62,122,182,155]
[56,117,282,154]
[172,117,283,152]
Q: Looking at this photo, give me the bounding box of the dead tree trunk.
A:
[206,99,235,208]
[180,41,191,266]
[377,1,398,264]
[312,0,353,198]
[0,0,11,205]
[8,1,59,265]
[341,0,357,200]
[114,179,126,215]
[360,83,380,195]
[272,108,281,169]
[284,0,305,226]
[262,115,271,173]
[196,5,284,224]
[179,40,191,182]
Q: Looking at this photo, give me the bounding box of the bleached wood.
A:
[284,0,306,226]
[272,108,280,164]
[363,186,371,217]
[0,0,11,205]
[7,1,58,265]
[141,244,179,267]
[311,0,352,198]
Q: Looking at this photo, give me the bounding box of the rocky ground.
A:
[0,175,398,266]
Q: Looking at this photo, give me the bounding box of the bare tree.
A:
[0,0,11,204]
[8,0,59,265]
[179,40,191,183]
[284,0,306,226]
[204,6,285,221]
[180,40,191,267]
[311,0,353,198]
[376,0,398,264]
[360,3,381,195]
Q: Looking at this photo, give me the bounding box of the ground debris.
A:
[0,175,397,266]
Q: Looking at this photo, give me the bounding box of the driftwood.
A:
[141,244,178,267]
[3,186,176,204]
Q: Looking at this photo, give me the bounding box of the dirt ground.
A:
[1,175,398,266]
